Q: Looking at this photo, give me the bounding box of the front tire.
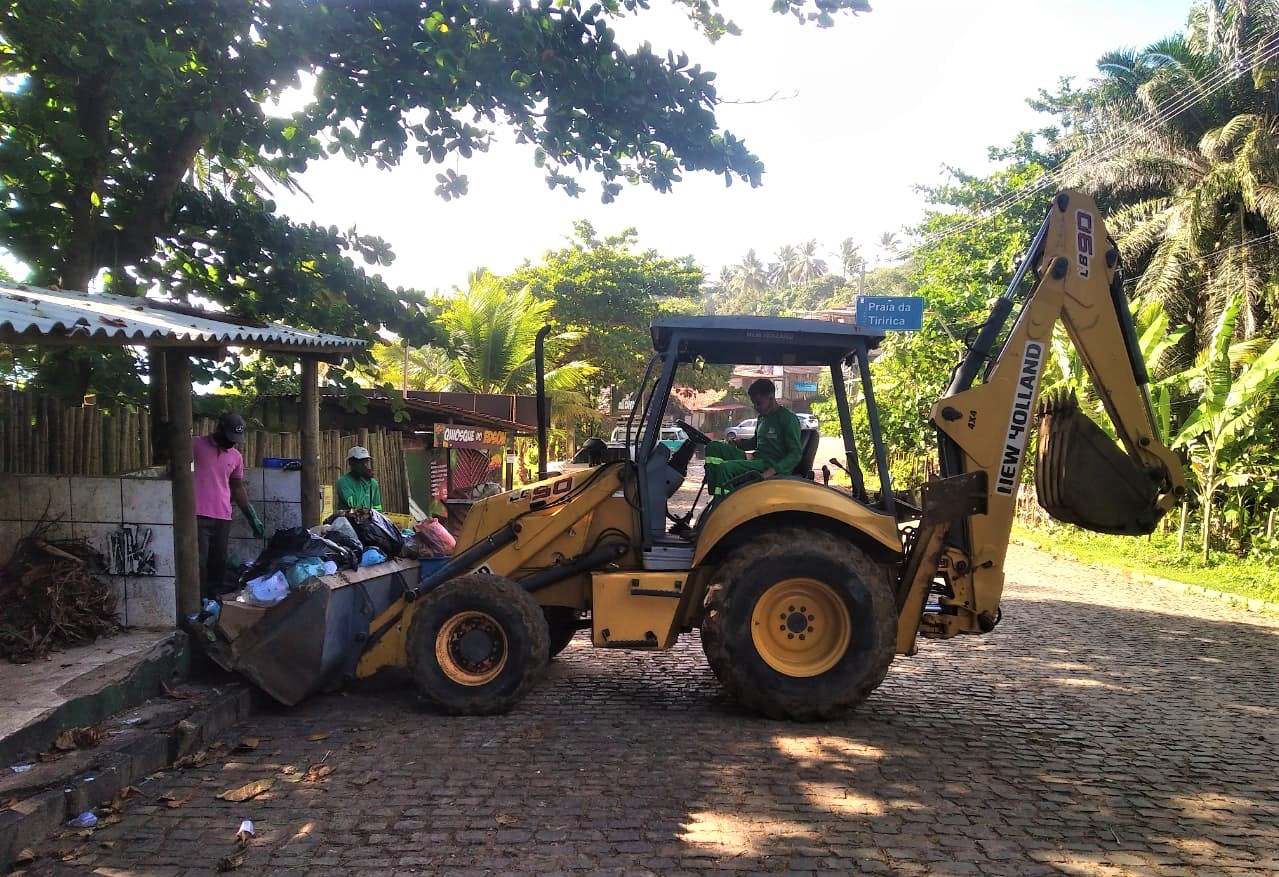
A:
[701,528,896,721]
[407,574,549,715]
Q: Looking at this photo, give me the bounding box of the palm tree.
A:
[372,271,597,443]
[371,341,454,392]
[772,244,798,286]
[1055,0,1279,345]
[440,270,594,395]
[837,237,865,278]
[793,239,829,283]
[729,249,770,297]
[876,232,900,262]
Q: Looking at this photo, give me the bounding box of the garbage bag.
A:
[240,527,357,586]
[348,510,405,558]
[414,518,456,556]
[285,556,327,589]
[323,516,363,554]
[246,570,289,604]
[359,547,387,567]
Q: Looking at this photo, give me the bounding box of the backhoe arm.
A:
[923,191,1185,638]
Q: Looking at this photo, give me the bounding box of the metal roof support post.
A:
[300,356,321,528]
[163,348,200,621]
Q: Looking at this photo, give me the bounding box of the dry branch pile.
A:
[0,521,121,662]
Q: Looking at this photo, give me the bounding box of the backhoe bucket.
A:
[1035,390,1161,535]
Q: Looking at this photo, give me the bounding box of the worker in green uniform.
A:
[336,446,383,512]
[705,378,803,495]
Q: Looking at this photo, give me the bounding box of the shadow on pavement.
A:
[23,580,1279,877]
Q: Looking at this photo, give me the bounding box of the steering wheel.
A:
[674,419,711,445]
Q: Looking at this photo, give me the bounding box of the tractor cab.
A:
[616,316,899,570]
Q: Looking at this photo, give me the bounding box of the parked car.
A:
[610,424,687,451]
[796,412,819,429]
[726,418,757,442]
[547,425,688,475]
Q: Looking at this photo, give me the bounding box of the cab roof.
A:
[650,316,881,366]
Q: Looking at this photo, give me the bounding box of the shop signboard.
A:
[434,423,507,449]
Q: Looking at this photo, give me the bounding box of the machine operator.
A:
[704,378,802,495]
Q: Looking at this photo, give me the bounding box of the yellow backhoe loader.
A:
[209,191,1184,720]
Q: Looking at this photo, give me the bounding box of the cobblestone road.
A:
[23,545,1279,876]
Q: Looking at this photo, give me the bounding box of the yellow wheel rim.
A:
[750,578,852,678]
[436,611,508,686]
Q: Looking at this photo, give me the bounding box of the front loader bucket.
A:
[199,559,418,705]
[1035,390,1161,535]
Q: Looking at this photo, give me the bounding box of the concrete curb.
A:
[0,633,190,769]
[1128,573,1279,616]
[1014,537,1279,616]
[0,684,254,871]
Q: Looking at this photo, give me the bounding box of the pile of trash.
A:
[216,510,454,611]
[0,521,121,662]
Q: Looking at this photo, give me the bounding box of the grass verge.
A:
[1012,522,1279,605]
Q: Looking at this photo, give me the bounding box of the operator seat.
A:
[794,428,820,479]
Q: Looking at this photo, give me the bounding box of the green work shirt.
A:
[738,406,803,474]
[336,473,383,511]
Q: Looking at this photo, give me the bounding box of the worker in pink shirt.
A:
[195,413,265,599]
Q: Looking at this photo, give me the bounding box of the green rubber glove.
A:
[244,505,265,539]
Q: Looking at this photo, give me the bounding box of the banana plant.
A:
[1172,294,1279,563]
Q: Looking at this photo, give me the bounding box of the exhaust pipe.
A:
[535,325,551,480]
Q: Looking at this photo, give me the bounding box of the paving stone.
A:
[13,545,1279,877]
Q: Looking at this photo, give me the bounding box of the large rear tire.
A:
[407,574,549,715]
[701,528,896,721]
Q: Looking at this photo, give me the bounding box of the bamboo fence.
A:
[0,389,151,476]
[0,392,410,514]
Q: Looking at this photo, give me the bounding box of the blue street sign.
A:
[854,295,925,331]
[792,381,818,393]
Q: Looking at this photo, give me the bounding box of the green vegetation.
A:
[0,0,864,400]
[1012,522,1279,605]
[3,0,1279,585]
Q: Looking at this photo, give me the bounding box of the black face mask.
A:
[213,431,236,451]
[351,460,373,479]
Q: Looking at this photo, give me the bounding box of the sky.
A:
[262,0,1193,295]
[0,1,1192,294]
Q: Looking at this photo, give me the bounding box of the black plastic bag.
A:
[348,510,405,558]
[240,527,358,586]
[323,515,364,556]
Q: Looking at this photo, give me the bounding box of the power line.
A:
[1122,230,1279,288]
[927,40,1279,243]
[917,41,1279,248]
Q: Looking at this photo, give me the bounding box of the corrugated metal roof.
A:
[362,393,532,434]
[0,281,365,353]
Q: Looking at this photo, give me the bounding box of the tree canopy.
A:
[0,0,870,403]
[0,1,866,319]
[508,220,702,403]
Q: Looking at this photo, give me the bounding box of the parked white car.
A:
[796,412,819,429]
[546,425,688,475]
[726,418,756,441]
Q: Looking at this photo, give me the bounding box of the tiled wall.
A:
[0,469,320,629]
